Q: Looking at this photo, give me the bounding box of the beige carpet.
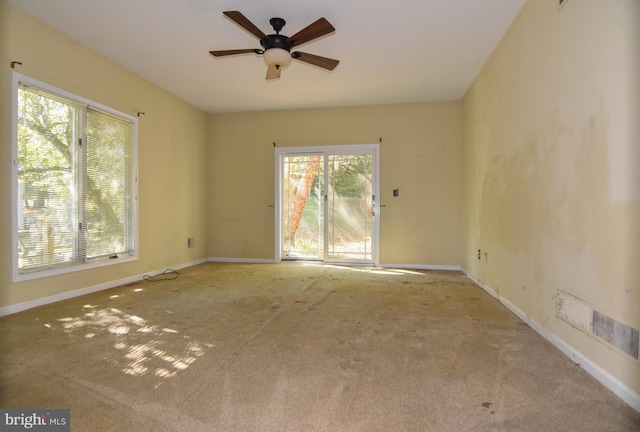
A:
[1,263,638,431]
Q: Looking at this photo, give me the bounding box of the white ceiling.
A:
[8,0,526,114]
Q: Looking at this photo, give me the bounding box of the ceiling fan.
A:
[209,11,339,80]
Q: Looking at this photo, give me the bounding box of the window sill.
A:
[12,253,138,283]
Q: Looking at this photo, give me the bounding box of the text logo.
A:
[0,409,69,431]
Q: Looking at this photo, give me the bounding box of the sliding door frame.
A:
[274,143,380,266]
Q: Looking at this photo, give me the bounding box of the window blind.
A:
[16,82,135,275]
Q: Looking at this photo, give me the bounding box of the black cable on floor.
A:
[143,269,179,282]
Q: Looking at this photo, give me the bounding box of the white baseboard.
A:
[381,263,461,271]
[208,257,276,264]
[462,268,640,413]
[0,258,209,317]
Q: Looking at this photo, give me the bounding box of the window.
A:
[12,73,137,281]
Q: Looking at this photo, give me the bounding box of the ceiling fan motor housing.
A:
[260,18,294,53]
[260,34,293,52]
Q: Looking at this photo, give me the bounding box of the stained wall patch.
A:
[592,311,639,359]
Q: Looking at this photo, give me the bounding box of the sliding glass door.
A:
[276,144,379,265]
[281,154,324,259]
[326,153,373,261]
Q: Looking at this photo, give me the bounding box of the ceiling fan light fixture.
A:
[263,47,292,69]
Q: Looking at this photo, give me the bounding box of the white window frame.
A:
[11,72,138,282]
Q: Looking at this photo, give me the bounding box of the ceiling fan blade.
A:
[288,17,335,47]
[292,52,339,71]
[223,11,267,40]
[209,49,260,57]
[266,64,281,80]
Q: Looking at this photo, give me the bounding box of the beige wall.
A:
[0,2,209,309]
[208,102,462,266]
[462,0,640,395]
